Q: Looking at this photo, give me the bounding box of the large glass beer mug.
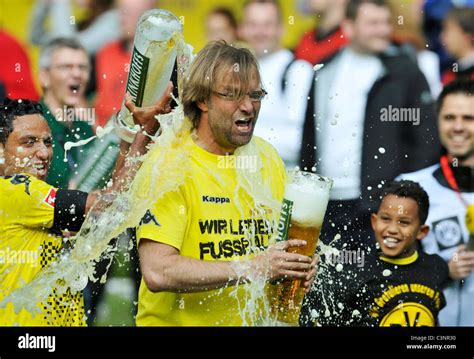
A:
[114,9,182,142]
[270,170,333,325]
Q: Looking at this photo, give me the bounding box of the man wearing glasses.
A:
[136,40,317,326]
[38,37,94,188]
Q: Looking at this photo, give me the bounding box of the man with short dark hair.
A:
[38,37,95,188]
[398,78,474,326]
[0,87,172,325]
[239,0,313,169]
[300,0,439,250]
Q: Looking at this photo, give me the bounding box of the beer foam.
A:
[284,176,331,227]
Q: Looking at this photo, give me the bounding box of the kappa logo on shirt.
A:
[202,195,231,204]
[432,216,463,250]
[43,188,57,208]
[140,210,160,227]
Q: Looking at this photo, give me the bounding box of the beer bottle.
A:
[114,9,182,142]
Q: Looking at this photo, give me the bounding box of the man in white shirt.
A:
[240,0,314,169]
[300,0,439,250]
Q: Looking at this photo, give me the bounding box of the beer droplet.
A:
[313,64,324,72]
[378,147,386,154]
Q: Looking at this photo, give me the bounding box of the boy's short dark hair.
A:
[379,180,430,224]
[437,77,474,115]
[0,98,44,144]
[346,0,389,20]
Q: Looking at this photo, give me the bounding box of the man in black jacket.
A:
[299,0,439,250]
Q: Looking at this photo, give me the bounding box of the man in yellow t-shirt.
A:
[0,91,172,325]
[0,174,87,325]
[136,41,318,326]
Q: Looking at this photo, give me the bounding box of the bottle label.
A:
[126,47,150,107]
[276,198,293,242]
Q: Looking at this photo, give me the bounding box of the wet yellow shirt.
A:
[0,174,85,326]
[136,136,286,326]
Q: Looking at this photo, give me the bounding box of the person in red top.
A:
[94,0,155,128]
[0,30,40,101]
[94,42,130,128]
[294,0,349,65]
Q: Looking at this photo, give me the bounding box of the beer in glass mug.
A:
[270,170,332,325]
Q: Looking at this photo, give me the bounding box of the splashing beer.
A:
[270,170,332,325]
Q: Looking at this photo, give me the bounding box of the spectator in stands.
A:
[389,0,442,98]
[29,0,120,56]
[205,7,238,44]
[398,78,474,326]
[0,29,40,101]
[294,0,349,65]
[239,0,313,169]
[38,38,94,189]
[94,0,156,128]
[300,0,439,250]
[440,6,474,85]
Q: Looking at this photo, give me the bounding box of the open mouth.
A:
[30,162,48,178]
[382,237,401,249]
[450,135,469,145]
[69,84,81,94]
[235,118,253,133]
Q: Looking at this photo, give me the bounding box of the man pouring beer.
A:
[135,41,318,326]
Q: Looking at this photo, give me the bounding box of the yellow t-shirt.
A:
[136,136,286,326]
[0,174,85,326]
